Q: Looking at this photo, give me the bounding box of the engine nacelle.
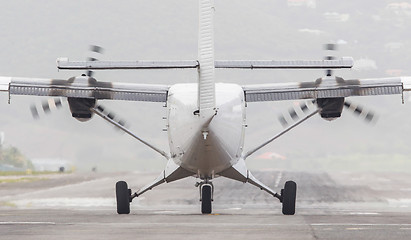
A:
[68,97,96,122]
[316,97,344,121]
[65,75,98,122]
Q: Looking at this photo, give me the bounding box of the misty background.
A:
[1,0,411,172]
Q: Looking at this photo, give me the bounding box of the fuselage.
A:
[167,83,246,179]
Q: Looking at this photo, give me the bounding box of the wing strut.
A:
[243,108,321,159]
[91,106,169,160]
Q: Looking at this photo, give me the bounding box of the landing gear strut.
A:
[196,180,214,214]
[115,177,297,215]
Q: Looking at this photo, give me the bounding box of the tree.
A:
[0,146,33,170]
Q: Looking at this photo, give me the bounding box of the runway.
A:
[1,171,411,239]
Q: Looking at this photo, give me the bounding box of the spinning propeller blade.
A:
[30,97,128,129]
[30,98,65,119]
[87,45,104,77]
[278,100,315,127]
[95,104,128,128]
[278,99,377,127]
[343,101,377,123]
[278,43,377,127]
[324,43,337,77]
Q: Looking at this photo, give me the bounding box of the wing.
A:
[56,57,353,70]
[0,76,168,102]
[242,76,411,102]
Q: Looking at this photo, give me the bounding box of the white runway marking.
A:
[348,212,380,215]
[0,177,113,201]
[11,197,115,208]
[0,222,56,225]
[153,211,180,214]
[312,223,411,227]
[346,228,366,230]
[274,171,283,188]
[226,208,242,210]
[51,222,411,228]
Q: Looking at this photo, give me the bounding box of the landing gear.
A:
[116,181,131,214]
[197,181,213,214]
[201,185,212,214]
[281,181,297,215]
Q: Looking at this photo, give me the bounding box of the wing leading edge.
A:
[0,76,169,102]
[3,76,411,104]
[243,77,411,102]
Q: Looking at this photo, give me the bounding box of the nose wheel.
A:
[197,181,214,214]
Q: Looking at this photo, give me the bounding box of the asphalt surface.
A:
[1,170,411,239]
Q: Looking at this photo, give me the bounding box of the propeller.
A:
[30,98,65,119]
[86,45,104,77]
[95,104,128,128]
[343,100,377,123]
[83,45,128,129]
[278,99,377,127]
[29,45,105,119]
[30,97,128,129]
[324,43,337,77]
[278,100,315,127]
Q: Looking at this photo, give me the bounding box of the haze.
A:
[1,0,410,172]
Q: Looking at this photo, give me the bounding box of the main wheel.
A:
[201,185,212,214]
[282,181,297,215]
[116,181,130,214]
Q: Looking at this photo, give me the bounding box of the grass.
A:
[0,170,72,184]
[0,170,71,176]
[0,177,47,184]
[0,201,17,207]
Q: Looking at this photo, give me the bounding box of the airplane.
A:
[1,0,411,215]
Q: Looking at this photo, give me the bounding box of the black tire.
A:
[201,185,212,214]
[116,181,130,214]
[282,181,297,215]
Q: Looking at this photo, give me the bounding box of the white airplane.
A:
[1,0,411,215]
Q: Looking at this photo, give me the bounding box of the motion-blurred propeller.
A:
[30,97,128,130]
[324,43,337,77]
[87,45,104,77]
[30,45,105,120]
[94,104,128,129]
[343,100,377,123]
[30,98,64,119]
[278,99,377,127]
[278,100,315,127]
[277,43,378,127]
